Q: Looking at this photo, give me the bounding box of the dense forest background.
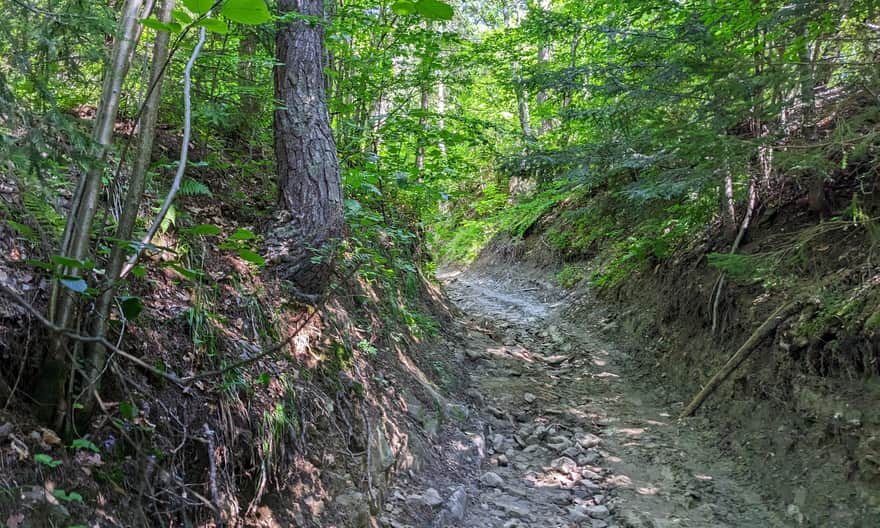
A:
[1,0,879,525]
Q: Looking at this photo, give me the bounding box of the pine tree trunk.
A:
[273,0,344,294]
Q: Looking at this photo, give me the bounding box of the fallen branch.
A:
[679,300,802,419]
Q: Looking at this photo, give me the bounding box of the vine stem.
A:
[121,26,207,279]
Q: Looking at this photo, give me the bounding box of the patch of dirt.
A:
[381,266,787,527]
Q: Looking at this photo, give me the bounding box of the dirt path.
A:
[380,267,789,528]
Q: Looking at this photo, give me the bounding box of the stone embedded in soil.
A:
[523,392,537,403]
[551,456,579,473]
[479,471,505,487]
[576,432,601,449]
[578,450,601,466]
[568,505,592,522]
[439,486,468,524]
[497,454,509,466]
[495,496,532,518]
[466,348,485,360]
[581,469,602,480]
[546,435,573,452]
[562,446,581,458]
[416,488,444,507]
[585,504,611,519]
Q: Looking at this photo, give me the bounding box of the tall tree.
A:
[274,0,344,294]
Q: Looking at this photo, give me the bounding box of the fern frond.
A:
[22,189,64,237]
[179,178,212,197]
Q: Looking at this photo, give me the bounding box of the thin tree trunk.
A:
[274,0,344,294]
[536,0,552,136]
[512,63,532,140]
[437,79,447,157]
[415,84,430,173]
[39,0,149,427]
[238,31,260,138]
[721,168,737,240]
[81,0,176,419]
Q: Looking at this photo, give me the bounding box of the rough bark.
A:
[273,0,344,294]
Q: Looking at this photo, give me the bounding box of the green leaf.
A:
[183,0,213,14]
[415,0,453,20]
[7,220,36,241]
[140,17,181,32]
[34,453,62,468]
[198,18,229,34]
[229,227,258,241]
[183,224,222,236]
[238,248,266,266]
[131,265,147,278]
[52,255,94,269]
[70,438,100,453]
[52,489,83,503]
[60,277,88,293]
[26,259,54,271]
[391,0,417,15]
[168,263,203,281]
[258,372,271,386]
[119,401,138,419]
[120,296,145,320]
[221,0,272,25]
[171,9,193,23]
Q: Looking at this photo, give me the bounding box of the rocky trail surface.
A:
[379,267,789,528]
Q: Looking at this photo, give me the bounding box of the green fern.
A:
[179,178,212,197]
[707,253,762,281]
[22,189,64,238]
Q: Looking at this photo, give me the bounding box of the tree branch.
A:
[121,26,207,278]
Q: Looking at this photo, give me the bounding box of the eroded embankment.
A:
[477,199,880,527]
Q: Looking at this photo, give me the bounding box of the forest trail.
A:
[381,266,788,528]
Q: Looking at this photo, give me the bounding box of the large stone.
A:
[420,488,444,507]
[575,432,601,449]
[436,486,467,525]
[586,504,610,519]
[546,435,573,452]
[479,471,505,488]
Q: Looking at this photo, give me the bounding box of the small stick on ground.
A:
[680,300,801,419]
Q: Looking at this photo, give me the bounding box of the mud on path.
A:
[379,267,789,528]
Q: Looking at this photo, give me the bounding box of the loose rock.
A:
[479,471,505,488]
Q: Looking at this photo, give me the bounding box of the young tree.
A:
[274,0,344,294]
